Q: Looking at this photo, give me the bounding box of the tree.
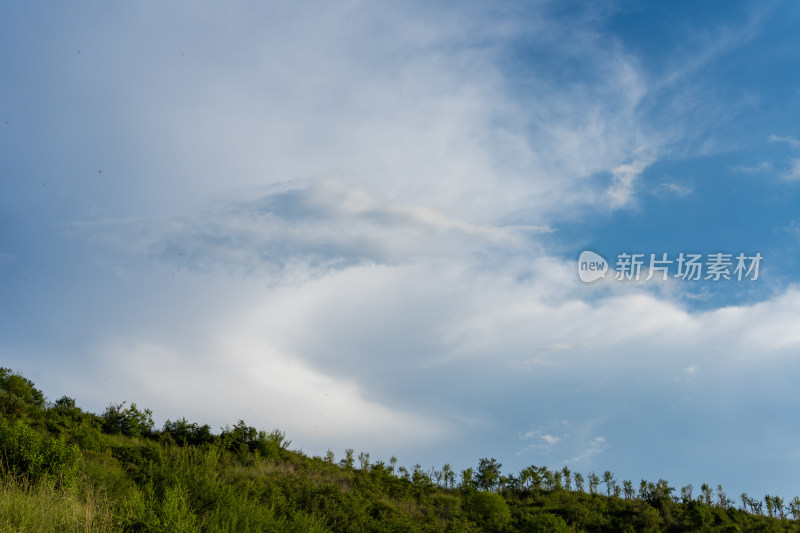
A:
[519,466,543,490]
[48,395,93,433]
[518,468,530,489]
[102,402,154,437]
[358,451,370,472]
[53,396,76,410]
[477,458,502,492]
[398,465,410,480]
[442,463,453,489]
[341,448,354,469]
[588,472,600,495]
[256,429,291,459]
[553,470,563,491]
[624,480,634,500]
[432,467,443,487]
[390,456,397,475]
[752,498,763,515]
[526,466,544,490]
[562,466,571,491]
[223,420,256,450]
[163,417,214,447]
[716,484,727,509]
[325,449,335,466]
[447,467,456,489]
[574,472,584,493]
[639,479,649,500]
[498,474,509,492]
[460,467,475,489]
[652,479,675,503]
[412,464,431,488]
[602,470,615,497]
[789,496,800,520]
[681,485,693,505]
[0,368,45,417]
[773,495,785,519]
[701,483,712,505]
[543,469,555,491]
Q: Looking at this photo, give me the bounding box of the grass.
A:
[0,475,114,533]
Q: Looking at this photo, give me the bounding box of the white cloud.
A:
[517,427,566,455]
[52,0,663,230]
[131,179,550,278]
[568,437,609,464]
[783,158,800,181]
[729,161,772,173]
[517,421,610,467]
[11,0,800,497]
[764,136,800,180]
[653,182,693,197]
[56,2,681,467]
[605,148,657,209]
[768,134,800,148]
[79,306,450,456]
[541,434,561,445]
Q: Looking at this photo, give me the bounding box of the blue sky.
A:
[3,0,800,500]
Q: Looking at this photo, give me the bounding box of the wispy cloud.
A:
[517,421,610,467]
[520,429,563,447]
[652,4,771,93]
[8,0,800,500]
[605,148,657,209]
[517,424,568,455]
[785,220,800,238]
[86,323,450,454]
[766,136,800,180]
[729,161,772,174]
[783,159,800,181]
[768,134,800,148]
[93,179,552,280]
[653,182,693,197]
[567,436,609,464]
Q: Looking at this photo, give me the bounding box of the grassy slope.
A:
[0,368,797,532]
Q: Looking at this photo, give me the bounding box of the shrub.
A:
[0,368,45,419]
[220,421,291,460]
[465,491,511,531]
[0,418,80,487]
[102,402,154,437]
[520,511,571,532]
[162,417,214,447]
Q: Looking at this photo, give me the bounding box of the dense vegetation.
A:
[0,367,797,532]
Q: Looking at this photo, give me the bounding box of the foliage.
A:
[465,490,511,531]
[162,417,214,447]
[0,475,115,532]
[0,418,80,487]
[102,401,155,437]
[476,457,502,492]
[518,511,570,532]
[0,367,45,419]
[0,367,798,532]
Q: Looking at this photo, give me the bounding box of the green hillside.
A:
[0,367,796,532]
